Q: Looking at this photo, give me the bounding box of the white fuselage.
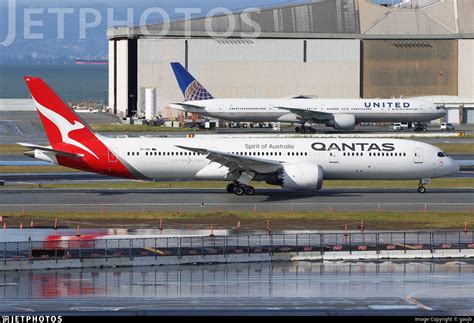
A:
[98,136,458,183]
[171,98,445,124]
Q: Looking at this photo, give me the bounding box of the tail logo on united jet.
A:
[184,80,214,101]
[171,62,214,102]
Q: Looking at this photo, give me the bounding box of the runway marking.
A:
[405,295,433,311]
[369,305,419,310]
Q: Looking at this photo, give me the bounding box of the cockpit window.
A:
[437,152,447,157]
[436,106,444,110]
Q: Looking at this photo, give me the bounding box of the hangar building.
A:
[107,0,474,124]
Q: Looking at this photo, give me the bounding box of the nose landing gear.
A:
[417,178,431,193]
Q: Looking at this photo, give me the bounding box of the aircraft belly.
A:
[135,159,209,180]
[323,162,434,180]
[356,113,439,123]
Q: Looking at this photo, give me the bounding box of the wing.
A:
[276,107,334,122]
[175,145,282,174]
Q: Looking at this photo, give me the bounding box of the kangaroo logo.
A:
[34,99,100,159]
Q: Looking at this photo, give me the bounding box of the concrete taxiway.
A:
[1,188,473,213]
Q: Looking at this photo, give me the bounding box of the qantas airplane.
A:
[20,76,458,195]
[170,63,446,133]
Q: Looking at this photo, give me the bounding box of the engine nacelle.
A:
[280,164,323,191]
[327,114,356,130]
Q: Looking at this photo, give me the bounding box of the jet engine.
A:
[327,114,356,130]
[279,164,323,191]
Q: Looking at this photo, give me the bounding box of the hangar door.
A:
[362,40,458,98]
[463,108,474,124]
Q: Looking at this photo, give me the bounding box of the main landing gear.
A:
[417,178,431,193]
[295,126,317,134]
[226,183,256,196]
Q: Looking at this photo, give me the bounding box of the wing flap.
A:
[175,145,281,173]
[276,106,333,121]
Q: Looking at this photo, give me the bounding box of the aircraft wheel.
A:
[310,128,317,134]
[417,186,426,194]
[244,186,255,196]
[226,183,236,193]
[295,127,301,133]
[234,186,245,196]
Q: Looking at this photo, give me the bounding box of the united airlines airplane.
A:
[20,77,458,195]
[170,63,446,133]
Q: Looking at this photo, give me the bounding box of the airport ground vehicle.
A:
[440,122,455,131]
[20,76,458,195]
[393,122,409,130]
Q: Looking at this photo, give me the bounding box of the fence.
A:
[2,231,474,263]
[2,202,474,214]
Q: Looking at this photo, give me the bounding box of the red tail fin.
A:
[23,76,137,179]
[24,76,99,158]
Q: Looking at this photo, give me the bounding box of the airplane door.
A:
[414,148,423,163]
[329,149,339,163]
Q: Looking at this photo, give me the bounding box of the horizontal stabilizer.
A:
[169,102,204,113]
[17,143,84,158]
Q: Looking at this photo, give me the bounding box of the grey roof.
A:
[107,0,474,39]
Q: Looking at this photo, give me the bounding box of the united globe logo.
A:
[184,80,214,101]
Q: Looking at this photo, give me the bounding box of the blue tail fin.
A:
[170,62,214,101]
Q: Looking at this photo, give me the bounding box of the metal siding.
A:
[458,39,474,100]
[464,109,474,124]
[116,40,128,119]
[306,39,360,62]
[108,40,115,114]
[457,0,474,33]
[186,39,359,99]
[446,108,460,124]
[187,39,301,62]
[137,39,186,119]
[362,39,458,98]
[364,10,452,35]
[422,0,457,33]
[127,0,359,36]
[136,38,360,114]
